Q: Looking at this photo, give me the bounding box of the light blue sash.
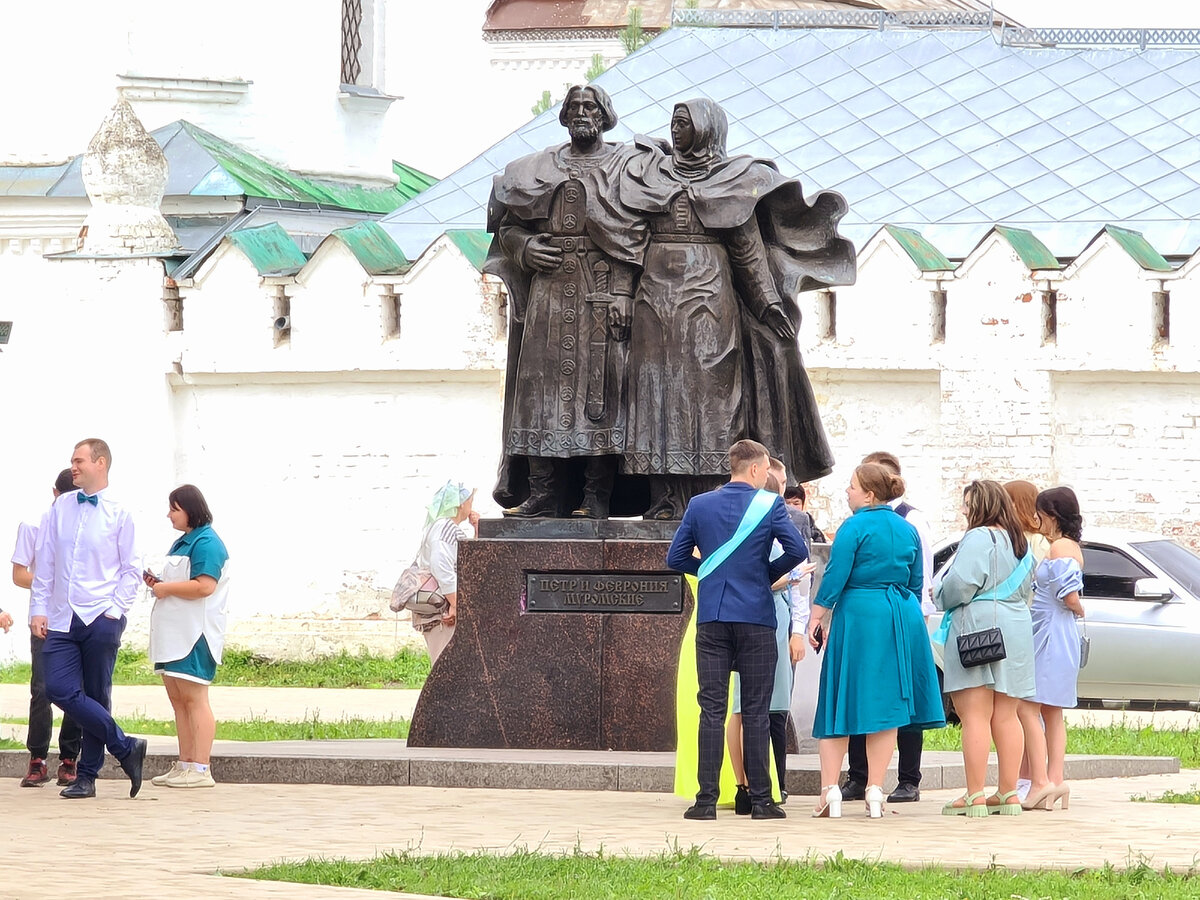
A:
[933,548,1034,646]
[697,489,777,581]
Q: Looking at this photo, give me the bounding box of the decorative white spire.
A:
[79,97,178,254]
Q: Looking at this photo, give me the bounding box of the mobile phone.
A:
[813,624,824,654]
[143,568,161,584]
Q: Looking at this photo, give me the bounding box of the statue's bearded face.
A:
[565,90,605,143]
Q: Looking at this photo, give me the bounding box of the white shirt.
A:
[29,489,142,631]
[11,513,48,623]
[891,497,935,616]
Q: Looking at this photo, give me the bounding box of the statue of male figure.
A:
[485,85,646,519]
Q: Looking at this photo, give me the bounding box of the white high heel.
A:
[865,784,885,818]
[813,784,842,818]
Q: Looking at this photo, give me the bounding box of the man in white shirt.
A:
[844,451,934,804]
[30,439,147,799]
[11,468,84,787]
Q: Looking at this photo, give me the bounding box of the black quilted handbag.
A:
[956,531,1008,668]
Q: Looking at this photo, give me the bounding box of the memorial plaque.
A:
[525,572,682,613]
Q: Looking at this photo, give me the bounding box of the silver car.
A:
[929,528,1200,709]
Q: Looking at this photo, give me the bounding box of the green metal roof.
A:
[883,225,954,272]
[446,229,491,271]
[393,161,438,204]
[1103,226,1173,272]
[181,123,428,214]
[330,221,410,275]
[225,223,307,276]
[993,226,1061,270]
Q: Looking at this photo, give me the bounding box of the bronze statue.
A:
[486,91,856,519]
[485,85,645,518]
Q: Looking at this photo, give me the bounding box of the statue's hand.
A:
[763,303,796,341]
[523,235,563,272]
[607,295,632,341]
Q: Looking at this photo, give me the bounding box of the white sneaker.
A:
[1016,778,1032,802]
[167,767,216,789]
[151,761,185,786]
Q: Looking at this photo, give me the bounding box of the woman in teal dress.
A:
[806,463,945,819]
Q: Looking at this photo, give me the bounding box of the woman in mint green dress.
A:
[806,464,944,819]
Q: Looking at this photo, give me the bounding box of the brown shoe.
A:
[56,759,78,786]
[20,758,50,787]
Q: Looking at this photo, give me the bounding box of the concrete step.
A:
[0,743,1178,794]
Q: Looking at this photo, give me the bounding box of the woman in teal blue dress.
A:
[806,463,945,818]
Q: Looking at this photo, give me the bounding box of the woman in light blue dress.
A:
[805,463,944,819]
[935,480,1036,817]
[1017,487,1085,812]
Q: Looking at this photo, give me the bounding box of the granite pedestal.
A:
[407,520,692,751]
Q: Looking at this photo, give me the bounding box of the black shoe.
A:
[683,803,716,820]
[119,738,148,798]
[734,784,751,816]
[841,780,865,801]
[751,801,787,819]
[887,782,921,803]
[59,776,96,799]
[502,495,558,518]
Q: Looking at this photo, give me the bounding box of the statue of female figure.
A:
[620,99,853,519]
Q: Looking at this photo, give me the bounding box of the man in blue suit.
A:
[667,439,808,820]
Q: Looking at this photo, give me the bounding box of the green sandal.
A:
[987,790,1023,816]
[942,790,989,817]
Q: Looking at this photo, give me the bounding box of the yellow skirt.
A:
[673,575,782,804]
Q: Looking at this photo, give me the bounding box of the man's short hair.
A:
[559,84,618,132]
[729,439,770,473]
[54,468,74,494]
[862,450,900,475]
[784,484,806,504]
[75,438,112,469]
[768,456,785,473]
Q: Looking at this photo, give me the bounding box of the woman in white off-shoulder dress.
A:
[1017,486,1085,812]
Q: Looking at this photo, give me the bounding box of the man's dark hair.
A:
[559,84,618,132]
[168,484,214,529]
[784,484,806,504]
[54,469,74,494]
[729,439,770,474]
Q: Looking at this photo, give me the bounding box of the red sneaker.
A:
[56,759,78,786]
[20,758,49,787]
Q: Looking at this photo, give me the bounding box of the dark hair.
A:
[1036,486,1082,542]
[559,84,618,132]
[75,438,112,469]
[855,462,905,504]
[862,450,901,475]
[168,484,213,529]
[963,480,1029,558]
[784,484,806,504]
[729,438,770,474]
[54,469,75,494]
[1003,480,1040,534]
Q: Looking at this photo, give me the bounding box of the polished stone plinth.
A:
[407,521,692,751]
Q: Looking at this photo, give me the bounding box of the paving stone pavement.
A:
[2,768,1199,899]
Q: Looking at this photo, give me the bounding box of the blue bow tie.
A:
[77,493,98,506]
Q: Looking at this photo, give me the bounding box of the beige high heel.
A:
[1051,782,1070,809]
[1021,783,1057,811]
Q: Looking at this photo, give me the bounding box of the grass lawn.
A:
[0,713,409,742]
[0,738,22,750]
[1131,785,1200,805]
[237,849,1199,899]
[0,647,430,689]
[923,721,1199,768]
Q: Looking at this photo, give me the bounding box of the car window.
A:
[1081,544,1152,599]
[933,542,958,575]
[1130,540,1200,597]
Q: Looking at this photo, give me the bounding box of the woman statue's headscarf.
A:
[426,481,474,526]
[670,99,728,180]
